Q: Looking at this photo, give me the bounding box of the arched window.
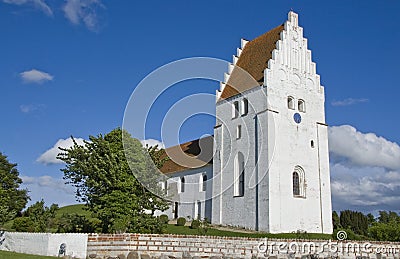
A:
[164,180,168,195]
[234,152,245,197]
[288,96,295,110]
[293,172,300,196]
[236,125,242,139]
[298,99,305,112]
[241,98,248,116]
[232,101,239,118]
[180,177,185,193]
[202,174,207,192]
[292,166,306,197]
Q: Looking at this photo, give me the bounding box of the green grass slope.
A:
[0,250,57,259]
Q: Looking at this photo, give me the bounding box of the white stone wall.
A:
[213,86,270,231]
[157,165,213,221]
[264,11,332,234]
[0,232,88,258]
[212,11,333,234]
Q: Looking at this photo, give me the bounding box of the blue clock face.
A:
[294,113,301,124]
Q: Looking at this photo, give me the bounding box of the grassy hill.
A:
[55,204,91,218]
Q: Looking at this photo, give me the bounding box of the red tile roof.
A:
[159,136,213,174]
[219,24,284,100]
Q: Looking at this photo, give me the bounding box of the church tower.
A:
[212,11,333,234]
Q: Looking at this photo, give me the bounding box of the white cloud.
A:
[20,175,36,184]
[328,125,400,170]
[328,125,400,213]
[19,69,54,84]
[3,0,53,16]
[20,175,77,207]
[331,98,368,106]
[20,103,46,113]
[140,139,165,149]
[330,163,400,212]
[63,0,104,31]
[37,137,86,165]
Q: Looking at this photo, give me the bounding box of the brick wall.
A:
[87,234,400,259]
[87,233,262,258]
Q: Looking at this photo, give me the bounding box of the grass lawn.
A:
[0,250,57,259]
[164,224,332,240]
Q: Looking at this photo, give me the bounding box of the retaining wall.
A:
[2,231,400,259]
[87,234,400,259]
[0,231,88,258]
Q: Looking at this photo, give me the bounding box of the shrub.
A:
[176,217,186,226]
[159,214,169,224]
[197,218,209,235]
[12,217,36,232]
[190,220,200,229]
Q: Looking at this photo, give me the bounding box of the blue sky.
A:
[1,0,400,214]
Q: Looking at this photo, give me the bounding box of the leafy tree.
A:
[57,128,169,233]
[13,200,59,232]
[378,211,390,223]
[369,222,400,241]
[377,211,399,224]
[339,210,368,236]
[0,152,29,226]
[332,211,341,229]
[12,217,36,232]
[57,213,101,233]
[366,213,375,226]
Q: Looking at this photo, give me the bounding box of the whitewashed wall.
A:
[0,232,88,258]
[156,165,213,221]
[212,11,332,234]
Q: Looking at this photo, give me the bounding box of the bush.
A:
[176,217,186,226]
[12,217,36,232]
[190,220,200,229]
[159,214,169,224]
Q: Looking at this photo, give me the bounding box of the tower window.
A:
[293,172,300,196]
[234,152,245,197]
[298,99,305,112]
[241,98,248,116]
[311,140,314,148]
[164,180,168,195]
[232,101,239,118]
[180,177,185,193]
[293,166,306,197]
[201,174,207,192]
[236,125,242,139]
[288,96,295,110]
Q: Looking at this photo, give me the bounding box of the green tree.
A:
[339,210,369,236]
[0,152,29,226]
[366,213,375,226]
[57,128,169,233]
[332,211,341,230]
[12,217,35,232]
[369,222,400,241]
[57,213,101,233]
[13,200,59,232]
[378,211,390,223]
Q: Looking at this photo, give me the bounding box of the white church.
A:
[157,11,333,234]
